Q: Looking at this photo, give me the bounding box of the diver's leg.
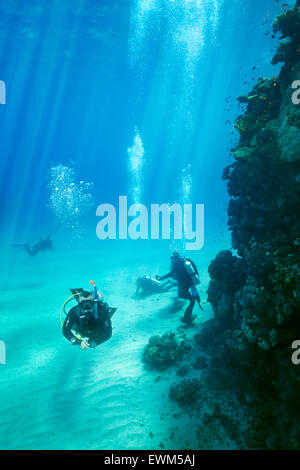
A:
[197,296,204,311]
[193,292,203,311]
[190,286,204,311]
[11,242,27,248]
[182,298,196,324]
[179,287,197,324]
[11,242,37,257]
[24,244,36,257]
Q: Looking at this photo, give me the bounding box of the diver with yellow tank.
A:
[61,280,117,350]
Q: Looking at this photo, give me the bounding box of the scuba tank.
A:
[184,259,200,286]
[90,280,117,319]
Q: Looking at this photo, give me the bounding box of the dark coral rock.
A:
[192,355,208,370]
[271,39,294,65]
[142,333,190,370]
[169,379,201,405]
[200,0,300,449]
[272,6,300,38]
[176,364,190,377]
[222,163,234,181]
[234,114,260,143]
[208,251,247,288]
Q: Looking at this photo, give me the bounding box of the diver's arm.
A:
[159,270,173,281]
[91,318,112,346]
[92,325,112,346]
[63,310,81,346]
[161,279,176,290]
[25,244,36,257]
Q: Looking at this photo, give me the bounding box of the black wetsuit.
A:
[135,276,175,297]
[63,302,112,347]
[160,257,200,323]
[12,237,53,257]
[25,238,53,257]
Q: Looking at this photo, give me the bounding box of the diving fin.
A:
[108,307,117,318]
[70,288,86,304]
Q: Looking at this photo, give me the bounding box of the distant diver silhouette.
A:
[12,236,53,257]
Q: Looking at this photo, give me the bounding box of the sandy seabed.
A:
[0,237,234,450]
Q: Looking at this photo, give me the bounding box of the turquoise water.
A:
[0,239,226,450]
[0,0,292,450]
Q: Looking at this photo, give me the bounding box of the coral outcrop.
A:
[142,333,190,370]
[199,2,300,449]
[169,379,201,406]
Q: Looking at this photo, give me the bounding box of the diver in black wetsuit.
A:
[63,290,116,350]
[135,275,176,298]
[156,251,203,325]
[12,236,53,257]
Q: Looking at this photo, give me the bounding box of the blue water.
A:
[0,0,292,450]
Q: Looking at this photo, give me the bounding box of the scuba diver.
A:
[62,281,117,350]
[12,236,53,257]
[156,251,203,325]
[135,275,176,298]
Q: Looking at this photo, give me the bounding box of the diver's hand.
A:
[80,340,90,350]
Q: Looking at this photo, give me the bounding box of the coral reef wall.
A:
[204,2,300,449]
